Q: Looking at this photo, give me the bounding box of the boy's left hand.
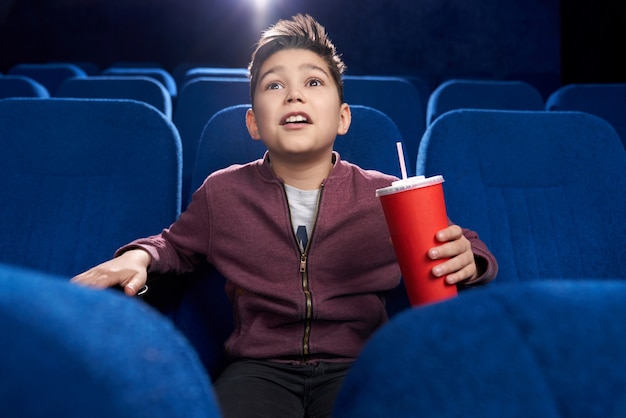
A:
[428,225,477,285]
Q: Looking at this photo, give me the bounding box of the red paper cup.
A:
[376,175,458,306]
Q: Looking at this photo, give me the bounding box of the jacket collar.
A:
[257,151,352,184]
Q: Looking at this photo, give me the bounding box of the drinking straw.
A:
[396,141,408,180]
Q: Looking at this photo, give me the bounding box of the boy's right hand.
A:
[70,249,151,296]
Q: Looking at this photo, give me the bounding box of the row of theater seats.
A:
[4,263,626,417]
[2,62,624,201]
[1,66,626,416]
[3,263,626,418]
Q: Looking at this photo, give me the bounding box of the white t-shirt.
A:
[284,184,320,252]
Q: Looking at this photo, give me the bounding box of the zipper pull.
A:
[300,253,307,273]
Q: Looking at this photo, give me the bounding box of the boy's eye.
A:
[307,79,323,87]
[267,82,283,90]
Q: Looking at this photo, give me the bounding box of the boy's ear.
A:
[246,108,262,140]
[337,103,351,136]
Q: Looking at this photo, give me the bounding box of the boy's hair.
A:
[248,14,346,106]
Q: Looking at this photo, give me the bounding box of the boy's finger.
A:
[436,224,462,242]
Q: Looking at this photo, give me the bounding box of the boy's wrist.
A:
[120,248,152,269]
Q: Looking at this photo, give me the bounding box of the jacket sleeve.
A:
[461,227,498,286]
[114,182,212,274]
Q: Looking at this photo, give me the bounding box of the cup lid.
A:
[375,175,444,197]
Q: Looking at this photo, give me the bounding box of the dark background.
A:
[0,0,624,94]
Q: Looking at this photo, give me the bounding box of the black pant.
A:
[214,359,352,418]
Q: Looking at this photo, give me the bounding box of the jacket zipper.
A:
[283,182,325,361]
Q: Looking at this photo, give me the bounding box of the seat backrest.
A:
[335,280,626,418]
[0,75,50,98]
[343,75,426,170]
[188,104,263,200]
[0,98,181,276]
[417,109,626,282]
[8,63,87,95]
[189,104,406,203]
[334,105,407,177]
[173,77,250,205]
[181,66,248,87]
[56,75,173,119]
[0,263,221,418]
[103,66,178,99]
[546,83,626,148]
[426,79,545,125]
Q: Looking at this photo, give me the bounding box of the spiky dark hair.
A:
[248,14,346,105]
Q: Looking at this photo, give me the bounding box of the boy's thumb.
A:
[124,279,147,297]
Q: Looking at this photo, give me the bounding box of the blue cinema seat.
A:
[336,104,407,177]
[343,75,426,170]
[0,75,50,98]
[417,109,626,283]
[0,263,221,417]
[426,79,545,125]
[103,66,178,100]
[56,75,173,119]
[0,98,181,277]
[188,104,406,203]
[334,280,626,418]
[187,104,262,198]
[8,63,87,95]
[546,83,626,148]
[180,66,248,87]
[173,77,250,206]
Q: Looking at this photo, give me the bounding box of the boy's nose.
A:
[286,88,304,103]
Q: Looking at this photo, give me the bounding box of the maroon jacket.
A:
[119,153,497,363]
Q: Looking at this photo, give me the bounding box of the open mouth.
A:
[281,113,311,125]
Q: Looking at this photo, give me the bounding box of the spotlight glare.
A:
[249,0,272,31]
[253,0,269,11]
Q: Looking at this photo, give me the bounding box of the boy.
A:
[72,14,497,417]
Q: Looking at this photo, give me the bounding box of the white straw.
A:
[396,141,408,180]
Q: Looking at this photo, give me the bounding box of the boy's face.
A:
[246,48,350,163]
